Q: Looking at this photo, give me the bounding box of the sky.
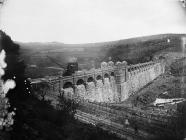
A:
[0,0,186,43]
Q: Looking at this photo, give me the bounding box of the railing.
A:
[76,101,180,138]
[78,101,181,127]
[29,60,163,85]
[75,110,148,140]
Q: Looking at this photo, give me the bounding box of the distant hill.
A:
[18,33,186,78]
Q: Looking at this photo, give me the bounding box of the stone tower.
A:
[114,61,128,102]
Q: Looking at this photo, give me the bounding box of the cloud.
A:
[0,0,186,43]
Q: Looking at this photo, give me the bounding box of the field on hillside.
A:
[19,34,185,78]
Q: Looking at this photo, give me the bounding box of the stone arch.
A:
[116,61,121,65]
[131,67,135,72]
[138,66,143,72]
[96,75,102,80]
[122,61,127,66]
[136,67,140,72]
[108,61,114,67]
[87,77,94,82]
[76,79,85,85]
[128,67,132,72]
[63,82,73,89]
[116,61,122,68]
[101,62,108,69]
[111,72,115,76]
[104,73,110,78]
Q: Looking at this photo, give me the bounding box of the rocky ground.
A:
[118,54,186,118]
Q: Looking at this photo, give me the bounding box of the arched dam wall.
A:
[30,60,165,103]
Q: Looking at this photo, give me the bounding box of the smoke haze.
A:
[0,0,186,43]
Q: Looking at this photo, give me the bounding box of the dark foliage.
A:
[56,94,78,122]
[0,30,31,139]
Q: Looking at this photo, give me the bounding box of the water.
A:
[103,78,114,102]
[65,77,118,103]
[86,82,96,101]
[75,84,87,99]
[95,79,104,102]
[63,87,74,98]
[110,76,118,102]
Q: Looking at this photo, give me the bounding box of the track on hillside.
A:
[76,101,181,139]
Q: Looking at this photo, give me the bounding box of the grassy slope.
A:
[19,33,185,78]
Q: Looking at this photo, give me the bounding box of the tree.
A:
[37,81,50,101]
[0,30,30,139]
[55,90,78,125]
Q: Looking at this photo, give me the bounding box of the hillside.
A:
[18,33,186,78]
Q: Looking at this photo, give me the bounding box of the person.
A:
[134,124,138,134]
[124,118,130,129]
[125,119,129,126]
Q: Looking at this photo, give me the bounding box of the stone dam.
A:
[30,60,165,103]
